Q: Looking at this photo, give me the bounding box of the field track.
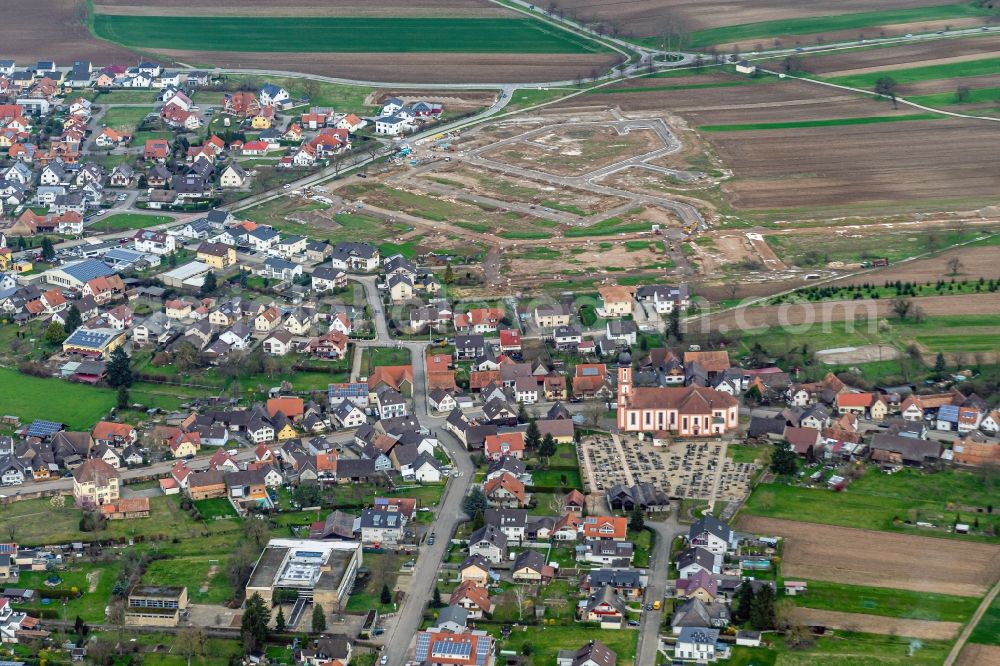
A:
[737,516,1000,597]
[788,608,961,640]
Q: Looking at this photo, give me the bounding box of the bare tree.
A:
[513,584,527,621]
[178,627,208,666]
[891,297,912,320]
[946,256,963,275]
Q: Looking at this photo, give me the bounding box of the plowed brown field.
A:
[151,50,620,84]
[708,119,1000,211]
[787,608,962,640]
[5,0,138,64]
[783,34,1000,76]
[737,517,1000,597]
[556,0,949,38]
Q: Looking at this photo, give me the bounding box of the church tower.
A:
[617,351,632,430]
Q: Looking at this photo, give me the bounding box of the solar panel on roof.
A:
[581,367,598,376]
[26,420,63,438]
[414,633,431,661]
[62,259,115,283]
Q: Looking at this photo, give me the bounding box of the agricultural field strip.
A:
[466,119,705,228]
[91,13,605,54]
[685,3,994,48]
[737,516,1000,597]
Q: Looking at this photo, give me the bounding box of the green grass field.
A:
[0,367,114,430]
[967,593,1000,646]
[788,580,979,622]
[361,346,413,369]
[96,212,173,231]
[733,631,951,666]
[743,467,1000,540]
[494,624,637,665]
[683,4,991,48]
[93,15,604,53]
[100,106,154,132]
[700,113,941,132]
[143,555,233,605]
[826,56,1000,89]
[911,85,1000,106]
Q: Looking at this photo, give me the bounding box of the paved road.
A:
[636,518,685,666]
[341,275,475,665]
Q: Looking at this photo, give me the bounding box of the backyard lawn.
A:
[100,106,155,132]
[494,624,637,666]
[15,562,120,623]
[0,367,114,431]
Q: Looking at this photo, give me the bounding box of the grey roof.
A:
[676,547,715,572]
[512,549,546,572]
[671,598,730,629]
[586,568,642,590]
[689,515,733,544]
[435,605,469,629]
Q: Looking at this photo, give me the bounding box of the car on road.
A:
[95,210,105,216]
[628,620,640,627]
[645,603,653,611]
[357,173,367,178]
[380,656,388,665]
[117,194,128,201]
[283,184,291,189]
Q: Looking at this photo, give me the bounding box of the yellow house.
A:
[169,433,200,459]
[251,114,271,129]
[0,248,11,270]
[63,327,126,359]
[12,259,32,273]
[598,285,635,318]
[870,397,889,422]
[196,242,236,269]
[276,422,298,441]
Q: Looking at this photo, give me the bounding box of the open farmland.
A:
[958,645,1000,666]
[92,15,604,54]
[1,0,139,64]
[780,34,1000,76]
[554,0,962,41]
[705,118,1000,214]
[786,608,962,641]
[737,516,1000,596]
[152,50,620,85]
[94,0,513,17]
